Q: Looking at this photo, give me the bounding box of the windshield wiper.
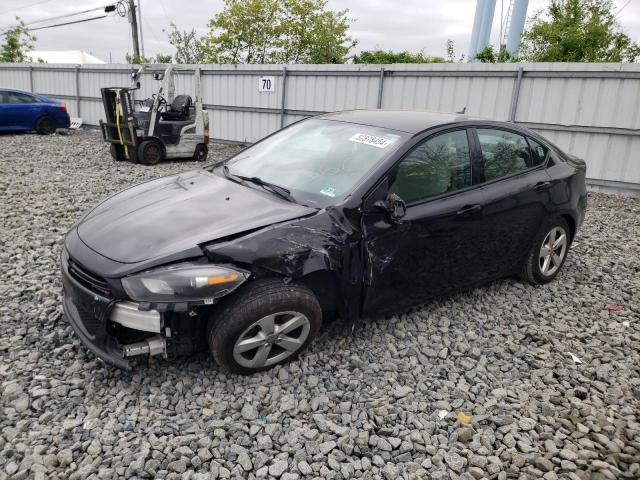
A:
[221,164,242,183]
[222,165,295,203]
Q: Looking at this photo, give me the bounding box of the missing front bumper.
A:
[61,251,167,369]
[110,301,161,333]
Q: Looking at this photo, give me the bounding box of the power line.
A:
[0,4,115,33]
[28,15,108,31]
[25,5,108,27]
[616,0,633,17]
[0,0,56,16]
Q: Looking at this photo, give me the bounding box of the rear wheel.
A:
[138,140,163,165]
[521,217,571,284]
[193,143,208,162]
[35,116,56,135]
[207,279,322,374]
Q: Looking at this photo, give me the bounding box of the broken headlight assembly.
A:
[121,262,249,303]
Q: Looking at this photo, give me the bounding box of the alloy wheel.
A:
[539,226,568,276]
[232,311,310,368]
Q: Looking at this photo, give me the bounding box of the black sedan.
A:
[61,110,587,373]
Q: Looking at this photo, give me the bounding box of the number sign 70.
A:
[258,76,275,93]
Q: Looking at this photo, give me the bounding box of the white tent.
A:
[26,50,106,64]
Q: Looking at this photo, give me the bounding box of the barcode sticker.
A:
[349,133,394,149]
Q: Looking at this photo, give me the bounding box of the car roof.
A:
[0,87,45,97]
[1,87,32,94]
[318,109,472,134]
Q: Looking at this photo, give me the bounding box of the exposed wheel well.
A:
[561,214,576,244]
[298,271,340,315]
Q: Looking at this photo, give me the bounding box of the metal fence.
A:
[1,62,639,194]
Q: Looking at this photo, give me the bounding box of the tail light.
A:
[59,103,67,112]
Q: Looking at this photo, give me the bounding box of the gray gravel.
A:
[1,130,639,480]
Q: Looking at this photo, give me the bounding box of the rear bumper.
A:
[57,113,71,129]
[61,250,131,369]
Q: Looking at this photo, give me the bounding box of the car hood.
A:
[77,170,316,264]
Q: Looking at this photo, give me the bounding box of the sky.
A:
[1,0,639,63]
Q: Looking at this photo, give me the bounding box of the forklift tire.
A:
[138,140,163,165]
[109,144,125,161]
[193,143,208,162]
[35,116,56,135]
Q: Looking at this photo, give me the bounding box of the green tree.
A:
[277,0,356,63]
[126,53,173,64]
[474,45,513,63]
[0,17,36,63]
[155,53,173,63]
[198,0,356,64]
[520,0,640,62]
[166,23,206,63]
[352,50,445,64]
[446,39,455,63]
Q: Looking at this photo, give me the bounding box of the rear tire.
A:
[193,143,208,162]
[207,279,322,374]
[35,116,56,135]
[138,140,163,165]
[520,217,571,285]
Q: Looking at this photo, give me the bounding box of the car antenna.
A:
[456,106,467,114]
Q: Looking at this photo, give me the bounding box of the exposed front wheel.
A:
[521,217,571,284]
[138,140,163,165]
[207,279,322,374]
[193,143,208,162]
[35,116,56,135]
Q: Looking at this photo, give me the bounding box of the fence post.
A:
[29,65,34,92]
[377,67,385,109]
[75,65,81,118]
[508,66,524,122]
[280,66,288,128]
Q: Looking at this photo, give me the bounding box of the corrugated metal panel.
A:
[0,62,638,190]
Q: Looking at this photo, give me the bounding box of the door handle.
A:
[456,204,482,216]
[534,181,551,192]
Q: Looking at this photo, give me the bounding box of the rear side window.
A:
[527,138,549,166]
[389,130,471,203]
[8,92,36,103]
[477,129,534,182]
[0,91,8,104]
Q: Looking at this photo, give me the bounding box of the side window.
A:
[8,92,36,104]
[527,138,549,166]
[477,129,533,182]
[389,130,471,203]
[0,91,8,104]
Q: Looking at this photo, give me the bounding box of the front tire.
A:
[35,116,56,135]
[207,279,322,374]
[521,217,571,285]
[138,140,163,165]
[109,143,125,161]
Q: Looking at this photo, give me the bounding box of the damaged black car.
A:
[61,110,587,373]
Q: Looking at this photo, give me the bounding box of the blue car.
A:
[0,88,70,134]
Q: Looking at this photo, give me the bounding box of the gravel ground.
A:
[1,130,639,480]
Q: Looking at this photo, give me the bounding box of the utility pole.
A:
[128,0,141,61]
[137,0,145,58]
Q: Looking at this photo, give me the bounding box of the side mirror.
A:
[374,193,406,224]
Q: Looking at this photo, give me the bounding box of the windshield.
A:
[221,118,407,206]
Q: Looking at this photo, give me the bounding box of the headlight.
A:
[121,262,249,303]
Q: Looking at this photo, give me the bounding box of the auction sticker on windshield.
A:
[349,133,395,149]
